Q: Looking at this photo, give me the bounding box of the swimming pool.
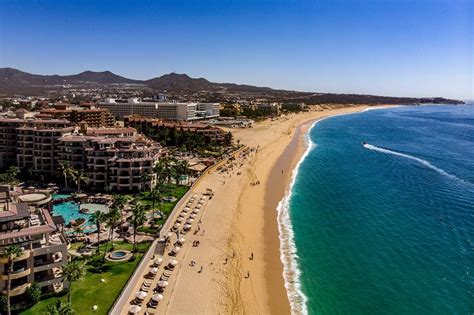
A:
[52,198,109,233]
[52,194,71,200]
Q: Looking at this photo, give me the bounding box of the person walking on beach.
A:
[198,266,203,273]
[250,252,254,260]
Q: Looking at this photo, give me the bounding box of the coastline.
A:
[161,105,393,315]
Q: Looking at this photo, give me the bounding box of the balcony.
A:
[1,283,30,296]
[0,250,31,264]
[0,267,31,281]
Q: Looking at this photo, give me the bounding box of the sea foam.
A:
[363,143,472,186]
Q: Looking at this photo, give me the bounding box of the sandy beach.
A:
[133,105,388,315]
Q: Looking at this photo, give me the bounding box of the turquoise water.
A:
[52,197,109,233]
[52,194,71,200]
[285,105,474,314]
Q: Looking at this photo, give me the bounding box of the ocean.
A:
[279,105,474,314]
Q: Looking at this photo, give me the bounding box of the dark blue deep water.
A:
[289,105,474,314]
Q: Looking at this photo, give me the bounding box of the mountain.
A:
[0,68,142,93]
[0,67,464,105]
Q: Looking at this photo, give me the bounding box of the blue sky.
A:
[0,0,472,99]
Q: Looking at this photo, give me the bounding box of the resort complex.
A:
[98,98,220,121]
[0,186,68,303]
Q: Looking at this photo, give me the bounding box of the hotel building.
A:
[97,98,220,121]
[37,103,115,127]
[0,187,68,298]
[124,116,227,143]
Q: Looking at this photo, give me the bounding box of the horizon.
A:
[0,0,472,99]
[2,66,471,101]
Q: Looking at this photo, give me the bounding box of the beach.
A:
[146,105,382,314]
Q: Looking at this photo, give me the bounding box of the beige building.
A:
[0,188,68,298]
[98,98,220,121]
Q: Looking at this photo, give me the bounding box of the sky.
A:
[0,0,472,99]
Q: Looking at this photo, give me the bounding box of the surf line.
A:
[363,143,472,186]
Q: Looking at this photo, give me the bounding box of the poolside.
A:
[52,195,109,233]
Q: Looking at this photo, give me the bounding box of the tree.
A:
[57,161,76,189]
[72,169,88,193]
[131,202,146,252]
[62,259,85,309]
[0,166,20,185]
[103,206,120,257]
[1,245,23,315]
[25,282,41,305]
[149,186,162,226]
[89,211,106,254]
[45,300,74,315]
[73,226,83,240]
[139,173,150,192]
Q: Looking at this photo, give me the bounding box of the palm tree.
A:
[131,203,146,252]
[45,300,73,315]
[149,186,162,226]
[1,245,23,315]
[103,206,120,257]
[89,211,105,254]
[72,169,88,193]
[57,161,75,189]
[73,225,83,240]
[62,259,85,309]
[139,173,150,192]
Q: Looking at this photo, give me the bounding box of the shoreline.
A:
[159,105,393,315]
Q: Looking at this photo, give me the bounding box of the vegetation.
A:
[1,245,23,315]
[72,169,88,193]
[130,202,146,252]
[57,161,76,189]
[25,282,41,305]
[0,166,20,185]
[21,242,150,315]
[62,260,85,308]
[89,211,106,254]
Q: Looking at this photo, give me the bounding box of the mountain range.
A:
[0,67,463,105]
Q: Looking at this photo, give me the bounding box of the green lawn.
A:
[132,184,189,224]
[21,242,150,315]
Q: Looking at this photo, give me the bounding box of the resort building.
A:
[97,98,220,121]
[59,132,160,191]
[0,187,68,298]
[123,116,227,143]
[0,113,160,192]
[37,103,116,127]
[0,116,74,171]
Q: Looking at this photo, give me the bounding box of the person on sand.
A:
[198,266,203,273]
[250,252,254,260]
[245,271,250,278]
[224,258,228,265]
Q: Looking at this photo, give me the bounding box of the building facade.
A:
[98,98,220,121]
[0,192,68,298]
[38,104,115,127]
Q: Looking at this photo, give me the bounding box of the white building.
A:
[98,98,219,121]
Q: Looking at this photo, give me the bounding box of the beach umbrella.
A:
[172,246,181,253]
[196,204,201,209]
[177,238,185,244]
[136,291,147,300]
[157,281,169,288]
[151,294,163,302]
[176,217,184,223]
[184,207,190,211]
[173,223,180,229]
[168,259,178,267]
[190,214,197,219]
[178,213,185,218]
[154,258,163,265]
[192,209,200,214]
[186,218,194,224]
[166,232,173,238]
[150,267,159,274]
[129,305,141,314]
